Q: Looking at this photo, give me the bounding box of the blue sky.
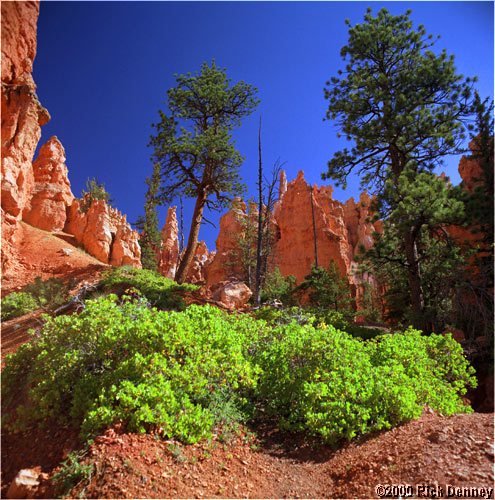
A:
[35,1,494,249]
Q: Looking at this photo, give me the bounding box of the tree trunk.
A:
[255,117,263,306]
[175,192,206,284]
[310,187,319,268]
[403,228,425,330]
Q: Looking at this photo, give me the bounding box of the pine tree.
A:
[323,8,474,329]
[363,173,466,331]
[297,263,354,319]
[139,163,162,271]
[149,62,259,283]
[465,92,494,275]
[456,93,494,339]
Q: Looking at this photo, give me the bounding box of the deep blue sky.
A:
[35,1,494,249]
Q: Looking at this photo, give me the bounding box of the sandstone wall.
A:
[1,1,49,218]
[202,171,379,296]
[1,1,141,280]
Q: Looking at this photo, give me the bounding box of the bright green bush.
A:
[255,324,477,445]
[1,277,69,321]
[2,296,262,443]
[254,306,350,331]
[99,266,197,310]
[2,295,476,447]
[1,292,38,321]
[367,329,477,416]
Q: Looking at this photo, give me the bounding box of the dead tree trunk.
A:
[255,117,263,306]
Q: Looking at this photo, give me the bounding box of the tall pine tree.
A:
[138,163,162,271]
[150,62,259,283]
[323,8,474,329]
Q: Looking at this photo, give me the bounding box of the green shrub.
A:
[1,292,38,321]
[255,324,476,445]
[99,266,197,311]
[2,296,263,444]
[367,329,477,415]
[80,178,111,213]
[1,277,69,321]
[23,276,69,310]
[261,268,296,304]
[2,295,476,448]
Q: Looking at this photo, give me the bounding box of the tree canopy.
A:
[150,62,259,283]
[323,8,475,329]
[324,8,474,191]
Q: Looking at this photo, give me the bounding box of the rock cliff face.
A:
[205,198,247,285]
[23,136,74,231]
[65,199,141,267]
[272,171,352,283]
[186,241,213,284]
[1,1,141,284]
[204,171,379,298]
[1,1,49,218]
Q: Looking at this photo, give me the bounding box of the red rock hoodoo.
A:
[65,199,141,267]
[23,136,74,231]
[1,1,141,288]
[205,197,247,285]
[203,171,379,303]
[159,206,180,279]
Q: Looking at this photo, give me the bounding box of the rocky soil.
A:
[1,411,493,499]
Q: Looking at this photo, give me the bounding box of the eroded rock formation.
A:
[205,198,247,285]
[1,1,49,218]
[204,171,379,299]
[186,241,213,284]
[158,206,212,283]
[65,199,141,267]
[159,206,180,279]
[1,1,141,284]
[23,136,74,231]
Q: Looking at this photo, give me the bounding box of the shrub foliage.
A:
[1,277,70,321]
[2,296,476,446]
[1,292,38,321]
[98,266,197,310]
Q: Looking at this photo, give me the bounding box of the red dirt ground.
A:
[2,221,107,296]
[1,411,493,499]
